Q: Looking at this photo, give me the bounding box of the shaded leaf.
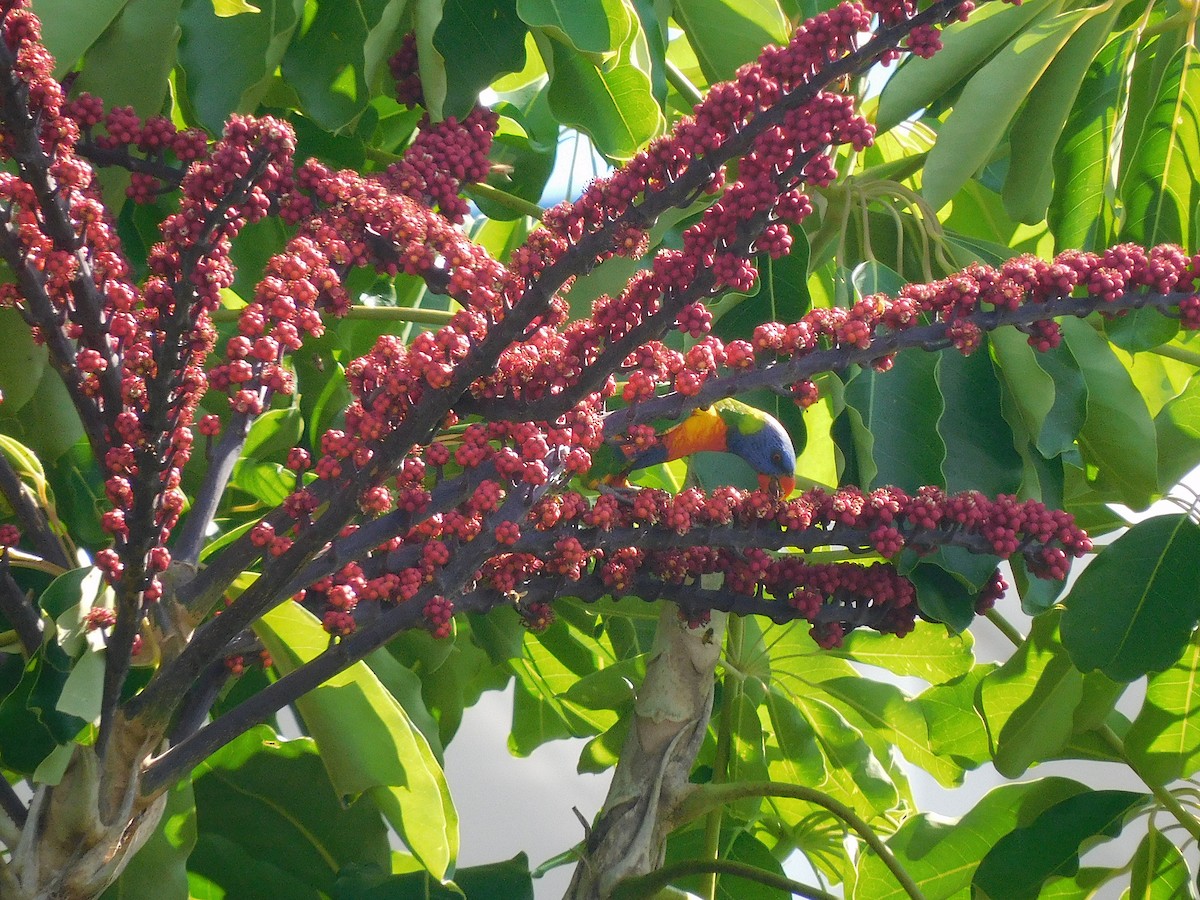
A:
[1126,629,1200,786]
[255,602,458,879]
[972,789,1147,900]
[1061,514,1200,681]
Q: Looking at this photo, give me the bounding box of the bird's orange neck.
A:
[661,408,729,461]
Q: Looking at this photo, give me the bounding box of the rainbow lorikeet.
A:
[596,398,798,496]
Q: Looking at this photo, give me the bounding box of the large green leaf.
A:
[833,621,974,684]
[540,14,664,161]
[281,0,407,131]
[990,326,1086,459]
[1060,317,1158,507]
[936,348,1022,495]
[518,0,634,54]
[914,663,994,771]
[672,0,788,85]
[178,0,303,131]
[842,350,944,493]
[790,694,898,818]
[1048,30,1130,250]
[972,789,1147,900]
[71,0,181,120]
[978,610,1083,778]
[1126,629,1200,786]
[435,0,528,117]
[189,727,390,899]
[922,6,1095,212]
[254,602,459,879]
[854,777,1089,899]
[1061,514,1200,681]
[1129,826,1198,900]
[1002,4,1121,223]
[876,0,1056,132]
[31,0,128,76]
[1155,371,1200,489]
[1119,42,1200,248]
[820,675,964,787]
[0,308,47,416]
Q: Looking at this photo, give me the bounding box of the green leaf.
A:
[540,14,664,161]
[254,602,459,879]
[935,349,1022,495]
[0,308,47,415]
[820,676,964,787]
[1129,826,1198,900]
[1061,514,1200,681]
[178,0,304,132]
[30,0,129,76]
[990,326,1086,459]
[876,0,1055,132]
[905,561,977,632]
[518,0,633,54]
[914,664,994,770]
[1060,317,1159,507]
[0,363,86,462]
[791,695,898,818]
[435,0,528,118]
[842,350,944,493]
[834,621,974,684]
[923,6,1093,212]
[1155,371,1200,489]
[972,789,1147,900]
[671,0,788,85]
[978,610,1084,778]
[1002,4,1120,223]
[281,0,407,131]
[0,643,86,774]
[101,781,197,900]
[1126,629,1200,786]
[1048,30,1130,249]
[1119,42,1200,248]
[190,727,390,899]
[72,0,181,117]
[1105,306,1180,354]
[854,777,1089,899]
[242,407,305,461]
[334,853,535,898]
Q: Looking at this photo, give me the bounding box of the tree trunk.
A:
[5,738,165,900]
[565,602,725,899]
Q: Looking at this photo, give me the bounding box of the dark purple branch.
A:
[0,773,26,831]
[604,288,1194,437]
[74,139,185,186]
[100,148,281,755]
[0,557,40,657]
[140,468,566,792]
[173,412,258,567]
[0,452,71,570]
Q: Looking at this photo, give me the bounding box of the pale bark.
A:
[566,602,726,899]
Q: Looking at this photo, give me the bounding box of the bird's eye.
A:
[771,451,782,465]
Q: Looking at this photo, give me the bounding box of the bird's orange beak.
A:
[759,474,796,499]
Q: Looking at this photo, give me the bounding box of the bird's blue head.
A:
[725,414,797,496]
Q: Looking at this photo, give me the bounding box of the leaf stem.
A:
[666,59,705,108]
[1152,343,1200,367]
[465,182,545,220]
[675,781,926,900]
[984,608,1025,646]
[612,858,837,900]
[1099,724,1200,843]
[209,305,457,325]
